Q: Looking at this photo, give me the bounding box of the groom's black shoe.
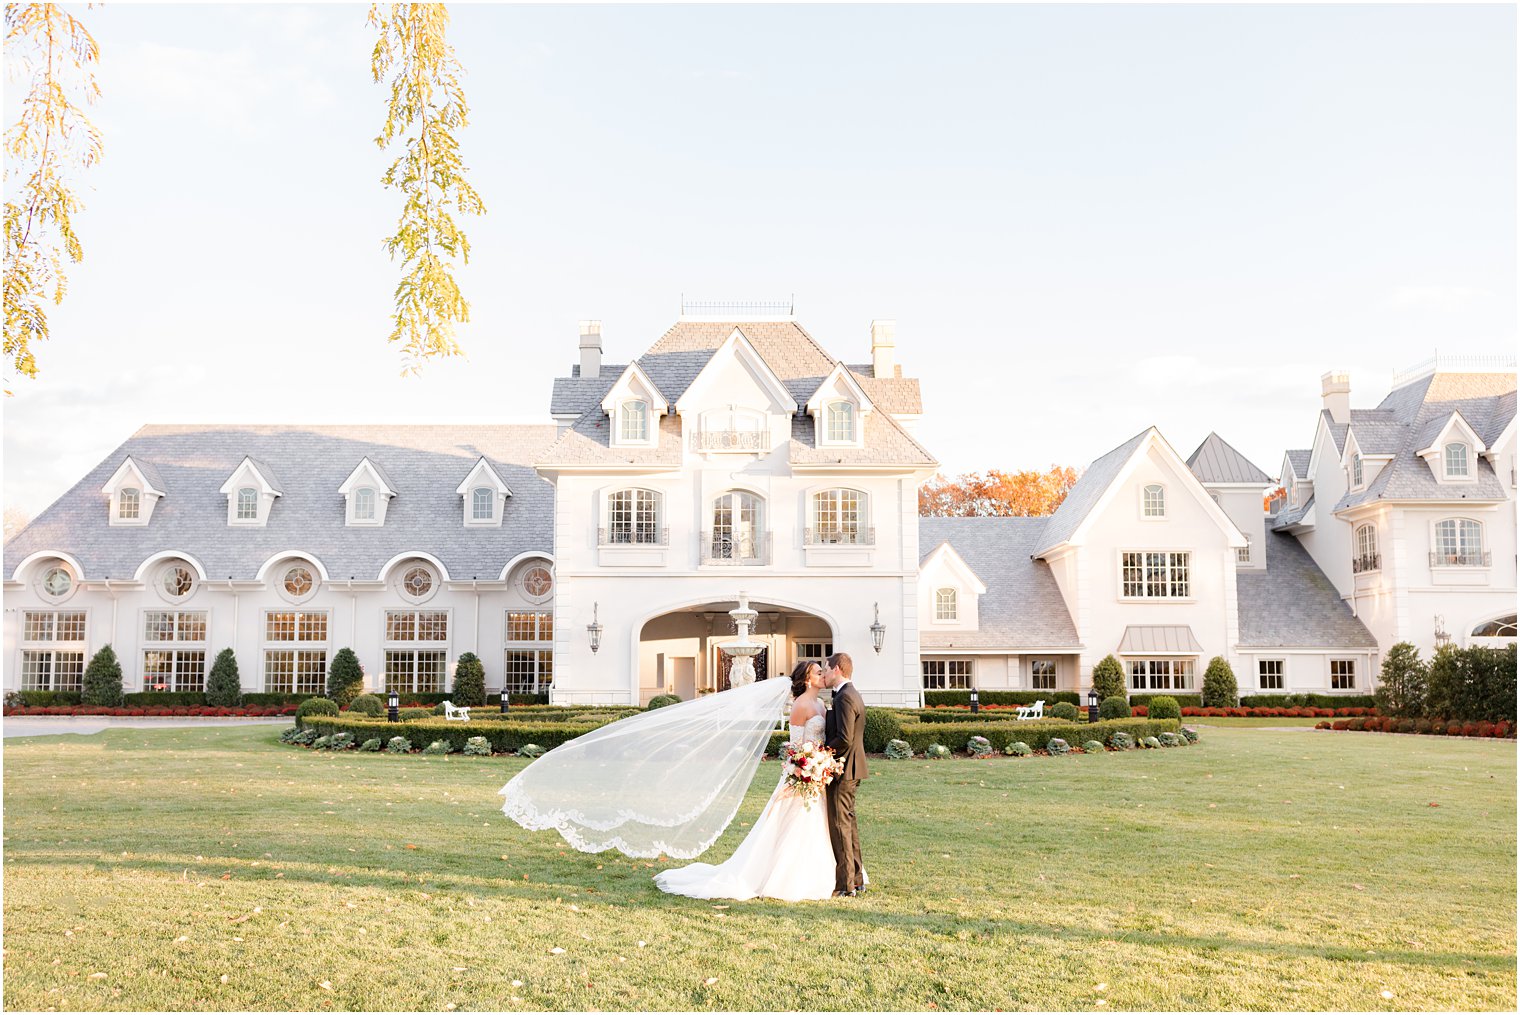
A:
[831,889,854,898]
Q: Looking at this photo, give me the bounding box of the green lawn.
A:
[3,724,1514,1012]
[1183,716,1331,728]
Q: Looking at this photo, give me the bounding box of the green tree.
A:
[452,651,485,706]
[205,648,242,706]
[3,4,102,387]
[369,3,485,375]
[326,648,365,708]
[1425,643,1465,720]
[1373,642,1427,719]
[81,643,122,706]
[1201,657,1238,708]
[1091,655,1125,700]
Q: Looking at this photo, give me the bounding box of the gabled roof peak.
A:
[1186,432,1271,485]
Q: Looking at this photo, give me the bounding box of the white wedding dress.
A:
[653,709,839,902]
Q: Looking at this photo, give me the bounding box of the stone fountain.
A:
[717,591,763,687]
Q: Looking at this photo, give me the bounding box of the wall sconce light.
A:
[870,602,885,654]
[587,602,603,654]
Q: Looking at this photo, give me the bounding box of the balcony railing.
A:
[1429,550,1491,568]
[700,531,773,565]
[689,429,767,452]
[597,526,669,547]
[1351,552,1381,574]
[804,526,875,547]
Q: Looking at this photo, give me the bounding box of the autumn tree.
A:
[918,465,1080,517]
[3,4,101,387]
[369,3,486,375]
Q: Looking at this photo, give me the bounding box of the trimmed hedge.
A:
[302,714,608,753]
[1129,694,1203,709]
[893,717,1178,754]
[15,690,84,706]
[863,708,903,752]
[922,690,1081,707]
[1240,693,1377,709]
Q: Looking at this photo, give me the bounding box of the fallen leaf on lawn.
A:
[704,977,719,986]
[511,980,523,988]
[452,966,467,972]
[89,972,107,979]
[220,975,229,984]
[500,855,510,861]
[1352,884,1365,891]
[63,931,73,937]
[319,980,333,991]
[637,941,647,948]
[175,935,189,943]
[406,844,418,850]
[616,956,626,963]
[1380,991,1394,1000]
[1096,983,1107,992]
[1428,802,1440,808]
[232,937,243,942]
[550,947,566,955]
[445,1005,456,1011]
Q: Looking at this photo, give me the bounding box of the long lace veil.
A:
[498,678,792,859]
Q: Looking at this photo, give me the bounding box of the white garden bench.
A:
[1015,700,1045,720]
[442,700,472,722]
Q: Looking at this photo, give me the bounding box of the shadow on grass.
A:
[12,847,1513,975]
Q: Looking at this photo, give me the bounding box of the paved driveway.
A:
[2,717,290,739]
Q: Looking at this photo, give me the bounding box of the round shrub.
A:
[967,735,993,758]
[1091,654,1126,700]
[386,736,412,754]
[360,738,383,751]
[1082,740,1105,754]
[1146,696,1182,721]
[925,743,951,760]
[863,708,904,753]
[1098,695,1131,720]
[295,696,339,727]
[520,743,547,758]
[1142,736,1162,749]
[1048,702,1080,722]
[885,739,913,760]
[1109,731,1136,750]
[647,694,682,710]
[1180,727,1199,743]
[464,736,492,756]
[399,707,433,721]
[1046,738,1071,756]
[423,740,452,755]
[348,693,383,717]
[1005,741,1032,757]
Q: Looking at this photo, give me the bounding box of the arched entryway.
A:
[634,599,836,706]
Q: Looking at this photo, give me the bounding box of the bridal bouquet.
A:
[780,741,845,809]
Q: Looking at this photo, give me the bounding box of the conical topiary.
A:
[326,648,364,708]
[205,648,242,706]
[82,644,124,707]
[452,652,486,706]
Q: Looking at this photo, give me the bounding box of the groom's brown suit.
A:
[824,680,868,894]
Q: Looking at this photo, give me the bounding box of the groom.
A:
[823,652,868,897]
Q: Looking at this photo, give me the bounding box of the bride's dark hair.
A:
[789,660,816,699]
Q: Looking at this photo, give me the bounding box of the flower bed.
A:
[894,717,1180,755]
[1179,706,1379,719]
[299,714,615,753]
[1317,717,1514,738]
[5,703,297,717]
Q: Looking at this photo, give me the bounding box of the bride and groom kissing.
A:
[653,652,868,902]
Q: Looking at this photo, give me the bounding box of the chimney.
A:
[870,319,896,379]
[1321,370,1350,424]
[578,320,602,379]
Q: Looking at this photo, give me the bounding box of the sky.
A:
[3,2,1515,519]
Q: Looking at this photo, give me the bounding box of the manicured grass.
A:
[1184,716,1331,728]
[3,724,1514,1011]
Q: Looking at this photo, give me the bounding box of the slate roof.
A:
[4,424,559,582]
[1283,450,1311,479]
[1236,531,1377,648]
[538,320,936,469]
[1270,494,1314,531]
[1186,432,1271,485]
[1332,371,1514,512]
[917,517,1081,650]
[1033,428,1151,557]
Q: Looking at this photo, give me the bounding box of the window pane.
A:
[143,651,174,690]
[297,612,328,642]
[265,651,294,693]
[266,612,295,642]
[53,652,85,692]
[23,612,54,642]
[386,611,416,642]
[237,488,258,519]
[177,612,207,643]
[21,651,51,690]
[119,488,141,519]
[296,652,327,694]
[418,611,448,641]
[472,488,493,519]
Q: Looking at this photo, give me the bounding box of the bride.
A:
[653,660,838,902]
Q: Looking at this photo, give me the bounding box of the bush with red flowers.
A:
[3,703,298,717]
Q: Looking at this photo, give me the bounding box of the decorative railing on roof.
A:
[689,429,768,452]
[679,296,794,317]
[1391,352,1518,388]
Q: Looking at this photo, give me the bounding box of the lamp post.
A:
[587,602,603,654]
[1087,686,1099,724]
[499,688,510,716]
[387,690,399,723]
[870,602,885,654]
[969,686,979,714]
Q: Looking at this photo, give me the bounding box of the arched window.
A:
[810,489,868,545]
[353,487,376,521]
[1433,518,1485,566]
[1472,615,1517,638]
[1353,524,1379,573]
[619,399,649,442]
[1444,443,1470,478]
[471,487,494,520]
[119,488,141,520]
[710,491,764,562]
[1352,453,1363,488]
[825,400,855,443]
[606,489,661,544]
[1142,484,1165,518]
[283,566,315,599]
[162,564,195,600]
[236,487,258,521]
[935,587,958,621]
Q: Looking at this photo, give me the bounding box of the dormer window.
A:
[825,400,855,443]
[934,587,958,621]
[119,488,141,520]
[236,488,258,521]
[354,488,376,521]
[1142,484,1166,518]
[472,488,494,521]
[1444,443,1469,479]
[1352,454,1363,488]
[339,457,397,527]
[619,399,649,442]
[220,456,282,527]
[103,456,165,526]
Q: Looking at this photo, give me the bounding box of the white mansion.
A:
[4,315,1515,706]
